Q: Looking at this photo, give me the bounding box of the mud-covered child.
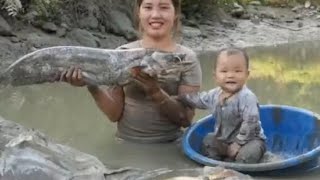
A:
[178,48,266,163]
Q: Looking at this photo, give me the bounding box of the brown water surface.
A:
[1,41,320,179]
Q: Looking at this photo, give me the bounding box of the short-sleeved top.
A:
[180,86,266,145]
[115,40,202,143]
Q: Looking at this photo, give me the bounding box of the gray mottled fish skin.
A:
[0,116,171,180]
[0,127,106,180]
[0,116,254,180]
[0,46,187,87]
[0,116,144,180]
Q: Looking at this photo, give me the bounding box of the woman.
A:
[60,0,202,143]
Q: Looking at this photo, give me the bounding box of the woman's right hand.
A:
[59,66,86,87]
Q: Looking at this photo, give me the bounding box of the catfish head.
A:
[138,50,192,77]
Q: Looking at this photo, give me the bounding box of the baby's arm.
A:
[178,89,217,109]
[236,93,262,145]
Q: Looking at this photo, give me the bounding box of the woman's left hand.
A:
[131,67,160,95]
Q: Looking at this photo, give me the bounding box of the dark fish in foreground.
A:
[0,46,190,87]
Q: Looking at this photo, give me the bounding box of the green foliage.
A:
[1,0,22,16]
[30,0,62,21]
[1,0,62,20]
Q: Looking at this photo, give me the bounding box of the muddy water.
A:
[1,40,320,179]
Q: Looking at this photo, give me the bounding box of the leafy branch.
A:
[1,0,22,16]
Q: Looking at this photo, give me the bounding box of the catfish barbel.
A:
[0,46,189,87]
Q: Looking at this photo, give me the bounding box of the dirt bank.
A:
[0,2,320,72]
[183,4,320,51]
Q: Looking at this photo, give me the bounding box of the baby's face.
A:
[214,53,249,94]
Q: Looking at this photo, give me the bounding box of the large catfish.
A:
[0,46,189,87]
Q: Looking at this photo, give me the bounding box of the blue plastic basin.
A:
[182,104,320,174]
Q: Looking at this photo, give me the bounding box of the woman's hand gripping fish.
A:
[0,46,190,87]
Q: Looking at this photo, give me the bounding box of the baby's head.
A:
[213,47,250,94]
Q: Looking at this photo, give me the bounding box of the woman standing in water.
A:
[60,0,202,143]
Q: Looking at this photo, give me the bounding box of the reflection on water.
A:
[1,40,320,179]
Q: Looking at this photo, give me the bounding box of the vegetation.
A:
[30,0,61,21]
[1,0,22,16]
[0,0,61,19]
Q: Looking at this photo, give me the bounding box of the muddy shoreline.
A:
[183,4,320,51]
[0,4,319,70]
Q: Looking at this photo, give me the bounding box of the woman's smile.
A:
[149,21,164,29]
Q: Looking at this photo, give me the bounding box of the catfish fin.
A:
[81,72,100,86]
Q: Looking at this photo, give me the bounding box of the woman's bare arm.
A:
[60,67,125,122]
[87,86,124,122]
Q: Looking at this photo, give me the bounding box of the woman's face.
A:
[139,0,176,39]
